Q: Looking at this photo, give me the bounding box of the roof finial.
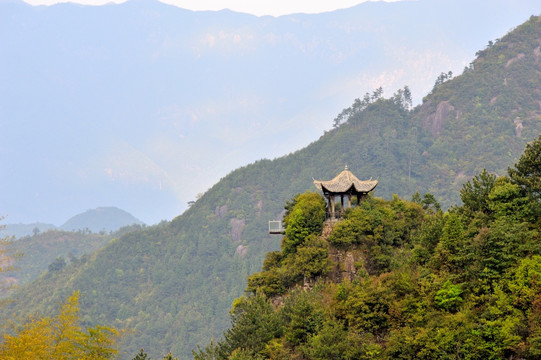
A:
[345,164,348,171]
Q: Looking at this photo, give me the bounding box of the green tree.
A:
[338,278,391,340]
[421,193,441,213]
[162,352,178,360]
[432,213,465,272]
[221,294,282,357]
[304,318,352,360]
[283,290,325,347]
[48,256,67,273]
[434,280,463,312]
[488,177,530,220]
[460,169,497,217]
[508,135,541,201]
[290,235,330,279]
[132,349,149,360]
[282,192,326,256]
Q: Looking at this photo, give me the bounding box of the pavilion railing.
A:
[325,211,343,220]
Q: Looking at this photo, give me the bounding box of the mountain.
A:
[1,0,540,225]
[1,207,143,239]
[2,13,541,360]
[60,207,144,233]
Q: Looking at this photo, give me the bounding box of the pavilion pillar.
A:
[326,195,331,212]
[327,195,332,218]
[330,196,336,219]
[340,195,344,216]
[347,194,352,209]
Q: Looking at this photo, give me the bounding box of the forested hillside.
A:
[0,225,143,294]
[2,14,541,360]
[196,135,541,359]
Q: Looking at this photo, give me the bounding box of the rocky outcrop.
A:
[254,200,263,217]
[230,218,245,243]
[419,100,455,138]
[328,247,362,283]
[235,244,247,257]
[514,117,524,137]
[534,46,541,62]
[214,205,228,218]
[320,221,363,284]
[505,53,525,68]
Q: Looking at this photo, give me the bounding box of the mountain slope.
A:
[2,14,541,360]
[413,15,541,204]
[0,224,143,292]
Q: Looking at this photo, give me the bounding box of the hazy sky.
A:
[23,0,402,16]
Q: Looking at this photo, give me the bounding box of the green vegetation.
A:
[195,135,541,359]
[1,225,142,292]
[2,15,541,360]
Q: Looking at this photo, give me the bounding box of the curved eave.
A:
[314,180,378,194]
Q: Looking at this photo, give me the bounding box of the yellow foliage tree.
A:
[0,291,119,360]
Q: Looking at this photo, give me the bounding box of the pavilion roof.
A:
[313,166,378,194]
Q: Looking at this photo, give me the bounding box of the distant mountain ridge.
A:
[1,0,540,225]
[60,206,144,233]
[2,207,143,238]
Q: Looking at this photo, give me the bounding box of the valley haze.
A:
[1,0,540,225]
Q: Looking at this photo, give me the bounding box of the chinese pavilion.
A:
[313,166,377,219]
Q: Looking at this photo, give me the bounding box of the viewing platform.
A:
[268,220,285,235]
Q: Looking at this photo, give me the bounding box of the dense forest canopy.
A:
[195,135,541,360]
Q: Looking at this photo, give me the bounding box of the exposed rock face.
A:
[230,218,245,243]
[420,100,455,138]
[454,170,467,184]
[343,252,356,281]
[328,247,361,283]
[321,221,336,238]
[235,244,247,257]
[505,53,525,68]
[534,46,541,62]
[514,117,524,137]
[255,200,263,217]
[270,295,284,308]
[320,221,362,283]
[214,205,228,218]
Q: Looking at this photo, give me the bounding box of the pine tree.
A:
[508,135,541,201]
[132,348,150,360]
